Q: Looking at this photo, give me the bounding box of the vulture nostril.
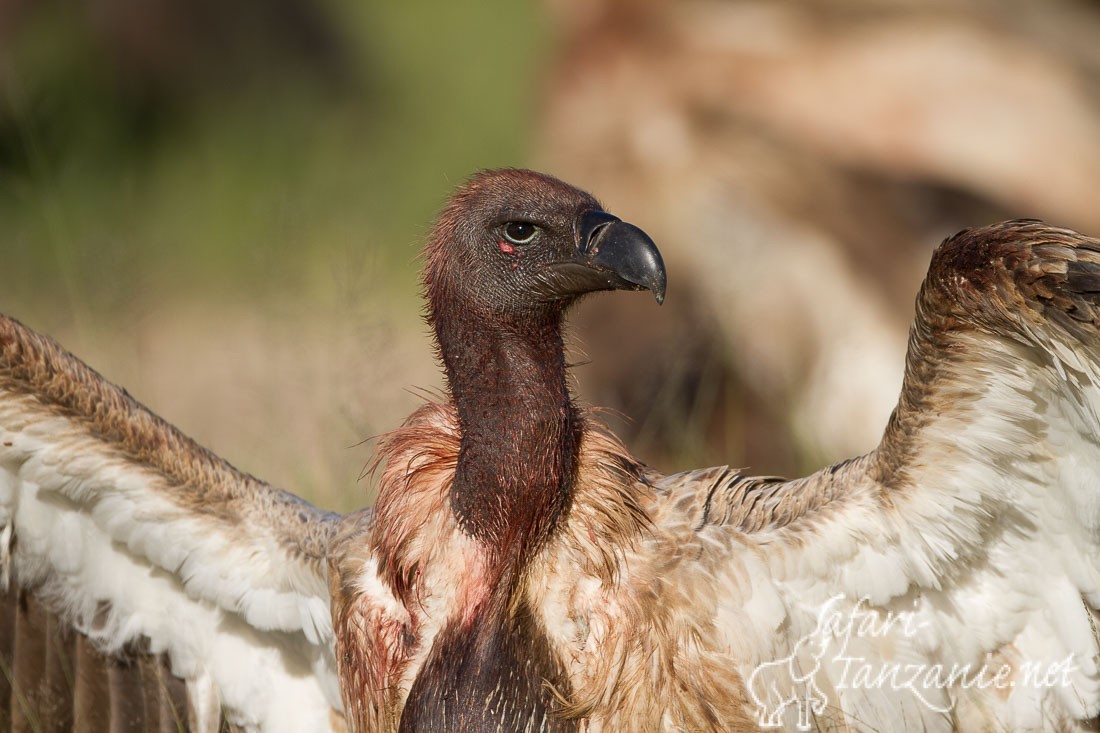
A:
[584,223,612,254]
[579,209,621,255]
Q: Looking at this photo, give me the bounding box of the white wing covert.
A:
[650,221,1100,731]
[0,314,358,732]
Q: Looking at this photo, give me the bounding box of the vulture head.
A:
[423,168,666,328]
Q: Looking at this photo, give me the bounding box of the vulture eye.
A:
[503,222,537,245]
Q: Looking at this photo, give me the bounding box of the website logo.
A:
[746,595,1077,730]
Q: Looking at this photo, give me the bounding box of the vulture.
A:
[2,168,1100,732]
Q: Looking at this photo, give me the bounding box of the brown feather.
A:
[876,220,1100,485]
[0,314,336,570]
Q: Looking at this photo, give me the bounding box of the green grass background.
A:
[0,1,550,511]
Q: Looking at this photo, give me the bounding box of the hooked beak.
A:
[542,210,667,304]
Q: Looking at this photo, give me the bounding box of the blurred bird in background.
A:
[539,0,1100,472]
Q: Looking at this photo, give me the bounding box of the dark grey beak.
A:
[551,210,666,304]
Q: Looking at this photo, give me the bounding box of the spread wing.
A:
[0,314,363,732]
[652,221,1100,730]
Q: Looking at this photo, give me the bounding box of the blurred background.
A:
[2,0,1099,512]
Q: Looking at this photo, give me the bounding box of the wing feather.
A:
[0,314,359,731]
[642,222,1100,730]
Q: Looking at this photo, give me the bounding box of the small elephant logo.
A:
[747,597,847,730]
